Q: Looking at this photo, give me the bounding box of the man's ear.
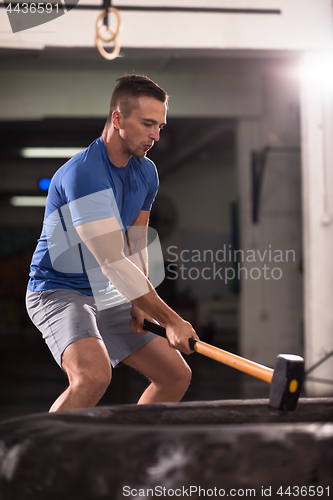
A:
[112,110,122,130]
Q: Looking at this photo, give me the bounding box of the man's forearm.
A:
[75,217,198,354]
[125,229,149,277]
[102,258,180,328]
[76,218,180,328]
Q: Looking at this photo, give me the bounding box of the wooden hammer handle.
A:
[193,341,274,384]
[143,319,274,384]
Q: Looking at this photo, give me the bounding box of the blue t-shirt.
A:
[27,137,159,295]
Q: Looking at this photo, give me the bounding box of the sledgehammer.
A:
[143,319,304,411]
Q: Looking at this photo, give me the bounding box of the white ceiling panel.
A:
[0,0,332,53]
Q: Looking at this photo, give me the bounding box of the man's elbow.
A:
[98,251,126,269]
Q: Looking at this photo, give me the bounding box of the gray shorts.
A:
[26,288,157,368]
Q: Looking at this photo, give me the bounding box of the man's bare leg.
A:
[49,337,112,412]
[122,336,192,404]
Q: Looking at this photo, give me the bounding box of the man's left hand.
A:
[130,304,154,334]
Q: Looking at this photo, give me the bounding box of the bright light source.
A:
[299,52,333,91]
[11,196,47,207]
[21,147,84,158]
[39,178,52,191]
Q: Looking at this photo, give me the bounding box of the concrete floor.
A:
[0,324,270,422]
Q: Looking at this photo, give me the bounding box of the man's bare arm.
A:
[76,216,198,354]
[125,210,149,277]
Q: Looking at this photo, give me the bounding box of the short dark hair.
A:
[109,74,168,119]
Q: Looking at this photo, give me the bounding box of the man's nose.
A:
[149,127,160,142]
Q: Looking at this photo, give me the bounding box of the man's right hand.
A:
[165,319,199,355]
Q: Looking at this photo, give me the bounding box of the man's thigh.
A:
[61,336,111,380]
[97,302,158,368]
[26,289,158,371]
[26,289,102,368]
[121,335,190,383]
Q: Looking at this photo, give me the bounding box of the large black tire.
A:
[0,398,332,499]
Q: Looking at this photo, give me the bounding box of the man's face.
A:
[118,96,167,159]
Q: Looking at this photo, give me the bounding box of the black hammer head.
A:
[269,354,304,411]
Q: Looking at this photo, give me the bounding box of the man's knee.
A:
[70,367,111,405]
[84,368,111,391]
[76,364,111,390]
[63,350,112,404]
[178,362,192,387]
[62,338,112,395]
[166,361,192,393]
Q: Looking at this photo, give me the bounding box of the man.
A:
[26,75,199,412]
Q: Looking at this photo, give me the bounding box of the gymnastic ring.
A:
[96,7,121,44]
[96,33,121,61]
[97,25,117,44]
